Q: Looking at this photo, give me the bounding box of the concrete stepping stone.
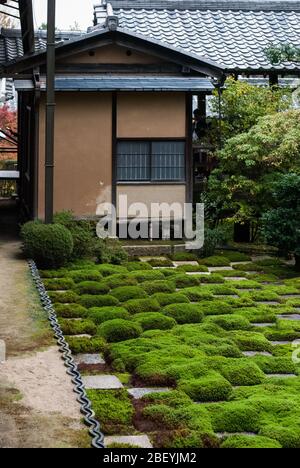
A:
[242,351,272,357]
[216,432,257,439]
[213,294,239,298]
[230,262,252,266]
[82,375,123,390]
[105,435,153,449]
[266,374,297,379]
[74,354,105,365]
[224,277,247,281]
[208,266,233,272]
[69,334,92,339]
[256,301,280,306]
[271,341,293,346]
[277,314,300,321]
[140,256,167,262]
[252,323,275,328]
[128,387,171,399]
[0,340,6,363]
[186,271,211,275]
[173,261,199,267]
[280,294,300,299]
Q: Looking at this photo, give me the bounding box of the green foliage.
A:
[265,43,300,65]
[128,270,165,283]
[87,389,134,435]
[181,287,213,302]
[123,298,160,314]
[53,211,95,259]
[96,264,128,277]
[48,290,80,304]
[172,274,200,289]
[170,252,198,261]
[152,292,190,307]
[208,401,261,433]
[43,278,75,291]
[65,335,106,354]
[206,315,250,331]
[111,286,147,302]
[133,313,176,331]
[67,269,103,283]
[74,281,110,295]
[96,238,128,265]
[54,303,88,318]
[87,307,130,325]
[102,273,138,289]
[163,304,204,324]
[148,258,174,267]
[199,256,231,267]
[221,435,281,449]
[79,294,119,309]
[142,280,176,295]
[21,222,73,268]
[219,360,265,386]
[98,319,142,342]
[198,274,225,284]
[177,264,209,272]
[126,261,152,271]
[179,373,232,402]
[59,318,97,336]
[199,227,227,258]
[218,251,251,262]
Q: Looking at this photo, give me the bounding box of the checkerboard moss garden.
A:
[39,252,300,449]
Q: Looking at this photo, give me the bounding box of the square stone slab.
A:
[105,435,153,449]
[242,351,272,357]
[82,375,123,390]
[173,261,199,267]
[186,271,211,276]
[266,374,297,379]
[74,354,105,365]
[271,341,293,346]
[208,266,233,272]
[128,387,171,399]
[277,314,300,321]
[257,301,280,306]
[252,323,275,328]
[224,277,248,281]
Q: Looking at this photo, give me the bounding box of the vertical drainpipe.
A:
[45,0,56,224]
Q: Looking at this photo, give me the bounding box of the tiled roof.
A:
[94,1,300,71]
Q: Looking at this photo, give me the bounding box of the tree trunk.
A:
[295,255,300,272]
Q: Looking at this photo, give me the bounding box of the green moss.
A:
[124,298,160,314]
[193,300,234,316]
[40,269,67,278]
[216,270,248,277]
[221,435,281,449]
[177,264,209,273]
[43,278,75,291]
[163,304,204,324]
[142,280,176,295]
[126,261,152,271]
[96,264,128,277]
[79,295,119,309]
[198,274,225,284]
[74,281,110,295]
[217,251,251,262]
[65,335,106,354]
[142,404,187,429]
[253,258,284,267]
[111,286,147,302]
[247,273,280,283]
[181,288,213,302]
[232,263,264,272]
[67,269,103,283]
[208,285,238,295]
[219,360,266,386]
[129,270,165,283]
[98,319,142,342]
[87,389,134,435]
[206,315,251,331]
[152,292,189,307]
[252,356,297,374]
[199,256,231,267]
[54,303,88,318]
[228,331,273,352]
[141,390,192,408]
[227,280,262,290]
[163,430,219,449]
[133,313,176,331]
[59,318,97,336]
[102,273,138,289]
[169,252,198,261]
[48,291,80,304]
[259,425,300,449]
[237,306,277,324]
[250,290,280,301]
[148,258,174,267]
[173,274,200,289]
[161,268,181,278]
[208,402,261,433]
[179,373,232,402]
[87,307,130,324]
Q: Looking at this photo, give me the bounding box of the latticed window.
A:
[117,140,185,182]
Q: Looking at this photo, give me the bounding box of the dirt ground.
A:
[0,239,90,448]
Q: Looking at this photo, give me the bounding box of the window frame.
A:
[116,138,186,184]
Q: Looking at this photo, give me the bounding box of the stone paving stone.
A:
[208,266,233,272]
[277,314,300,321]
[213,294,240,299]
[140,256,167,262]
[271,341,293,346]
[82,375,123,390]
[216,432,257,439]
[0,339,6,363]
[280,295,300,299]
[252,323,275,328]
[173,261,199,267]
[256,301,280,306]
[224,277,247,281]
[105,435,153,448]
[186,271,211,276]
[230,262,252,266]
[127,387,171,399]
[266,374,297,379]
[69,334,92,339]
[74,354,106,365]
[242,351,272,357]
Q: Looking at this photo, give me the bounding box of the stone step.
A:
[252,323,275,328]
[266,374,297,379]
[270,341,293,346]
[277,314,300,321]
[82,375,123,390]
[216,432,257,439]
[256,301,280,306]
[173,261,199,267]
[208,266,233,272]
[105,435,153,449]
[128,387,171,399]
[242,351,272,357]
[224,277,247,281]
[74,354,106,365]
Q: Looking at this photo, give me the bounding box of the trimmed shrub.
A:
[199,256,231,267]
[163,304,204,324]
[88,307,130,325]
[126,262,152,271]
[219,361,265,386]
[67,269,103,283]
[170,252,198,261]
[21,222,73,268]
[182,288,213,302]
[59,318,97,336]
[133,313,176,331]
[152,292,190,307]
[43,278,75,291]
[54,303,88,318]
[195,300,233,316]
[40,269,67,279]
[65,335,106,354]
[218,251,251,262]
[148,258,174,268]
[161,268,180,278]
[96,264,128,277]
[179,373,232,402]
[87,389,134,435]
[74,281,110,295]
[124,298,160,314]
[198,274,225,284]
[68,224,94,259]
[177,264,209,272]
[206,315,251,331]
[221,435,281,449]
[142,280,176,295]
[129,270,165,283]
[173,274,200,289]
[199,227,227,258]
[98,319,142,342]
[48,291,80,304]
[102,274,138,289]
[96,238,128,265]
[111,286,147,302]
[79,294,119,309]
